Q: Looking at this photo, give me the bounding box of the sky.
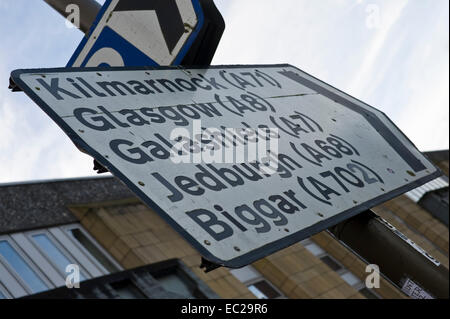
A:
[0,0,448,184]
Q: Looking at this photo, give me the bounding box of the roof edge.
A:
[0,174,114,188]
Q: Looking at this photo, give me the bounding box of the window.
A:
[31,233,86,281]
[152,264,207,299]
[359,287,380,299]
[0,240,48,294]
[230,265,284,299]
[157,273,197,298]
[0,224,121,298]
[419,188,449,227]
[320,255,343,272]
[248,280,281,299]
[64,226,119,273]
[405,177,449,226]
[339,271,380,299]
[110,280,146,299]
[340,272,360,287]
[23,259,218,299]
[304,242,326,256]
[301,239,381,299]
[303,240,344,272]
[0,284,10,299]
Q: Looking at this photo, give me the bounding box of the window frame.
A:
[0,282,12,299]
[25,229,92,280]
[0,254,28,298]
[60,224,122,274]
[229,265,285,299]
[0,235,53,295]
[148,259,216,299]
[319,255,344,272]
[9,232,66,287]
[358,286,382,299]
[246,278,284,299]
[0,223,121,298]
[301,239,381,299]
[109,279,147,299]
[151,261,206,299]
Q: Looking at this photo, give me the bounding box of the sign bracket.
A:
[93,159,109,174]
[8,77,21,92]
[200,257,221,273]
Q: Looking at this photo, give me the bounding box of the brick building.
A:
[0,151,448,299]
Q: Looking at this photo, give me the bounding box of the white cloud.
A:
[0,92,96,182]
[346,0,409,98]
[395,8,449,151]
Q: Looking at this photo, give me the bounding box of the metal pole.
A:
[328,210,449,299]
[43,0,101,34]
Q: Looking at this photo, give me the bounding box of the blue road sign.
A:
[68,0,205,67]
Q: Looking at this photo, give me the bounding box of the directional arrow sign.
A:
[114,0,186,53]
[67,0,222,67]
[10,64,441,268]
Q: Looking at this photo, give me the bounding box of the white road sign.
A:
[68,0,204,67]
[10,64,440,267]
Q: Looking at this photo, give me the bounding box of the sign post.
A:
[10,64,442,270]
[44,0,101,33]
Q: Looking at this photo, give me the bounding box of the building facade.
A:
[0,151,448,299]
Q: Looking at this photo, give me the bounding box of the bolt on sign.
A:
[10,65,441,268]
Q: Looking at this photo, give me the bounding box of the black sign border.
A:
[10,64,442,268]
